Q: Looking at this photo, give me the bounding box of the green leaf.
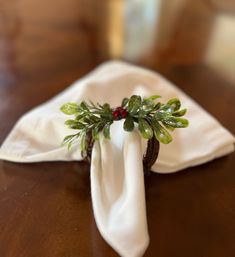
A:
[87,115,99,123]
[62,134,76,144]
[103,124,111,139]
[153,102,161,111]
[92,126,100,140]
[70,124,84,129]
[64,120,76,125]
[122,97,129,107]
[60,103,79,115]
[89,100,96,108]
[160,104,174,113]
[155,109,171,120]
[155,102,176,120]
[103,103,111,111]
[80,133,87,155]
[99,103,112,120]
[123,116,134,131]
[172,108,187,117]
[62,133,80,149]
[75,114,86,121]
[152,119,172,144]
[65,120,84,129]
[141,99,154,114]
[127,95,141,114]
[97,103,104,109]
[167,98,181,111]
[162,121,175,131]
[67,141,73,150]
[138,118,153,139]
[80,101,89,111]
[163,117,189,128]
[144,95,161,101]
[100,113,113,120]
[83,117,92,124]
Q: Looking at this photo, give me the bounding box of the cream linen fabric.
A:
[0,61,234,257]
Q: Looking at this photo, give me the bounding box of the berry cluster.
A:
[112,106,128,120]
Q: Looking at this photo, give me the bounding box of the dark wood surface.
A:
[0,0,235,256]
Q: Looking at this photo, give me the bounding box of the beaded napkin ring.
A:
[60,95,189,173]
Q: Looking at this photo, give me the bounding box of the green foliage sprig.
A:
[60,95,189,156]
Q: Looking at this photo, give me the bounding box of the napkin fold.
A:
[91,122,149,257]
[0,61,234,257]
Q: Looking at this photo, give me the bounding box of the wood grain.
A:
[0,0,235,256]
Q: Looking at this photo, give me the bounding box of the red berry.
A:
[112,106,128,120]
[116,107,123,111]
[112,110,119,120]
[120,109,127,118]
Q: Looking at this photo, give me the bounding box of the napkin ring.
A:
[60,95,189,173]
[85,130,159,175]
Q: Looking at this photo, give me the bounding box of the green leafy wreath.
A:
[60,95,189,156]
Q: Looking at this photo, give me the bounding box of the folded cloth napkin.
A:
[0,61,234,257]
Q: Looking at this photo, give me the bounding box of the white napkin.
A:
[0,61,234,257]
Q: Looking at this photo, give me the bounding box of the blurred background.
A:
[1,2,235,256]
[0,0,235,139]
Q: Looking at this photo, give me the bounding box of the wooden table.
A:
[0,0,235,256]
